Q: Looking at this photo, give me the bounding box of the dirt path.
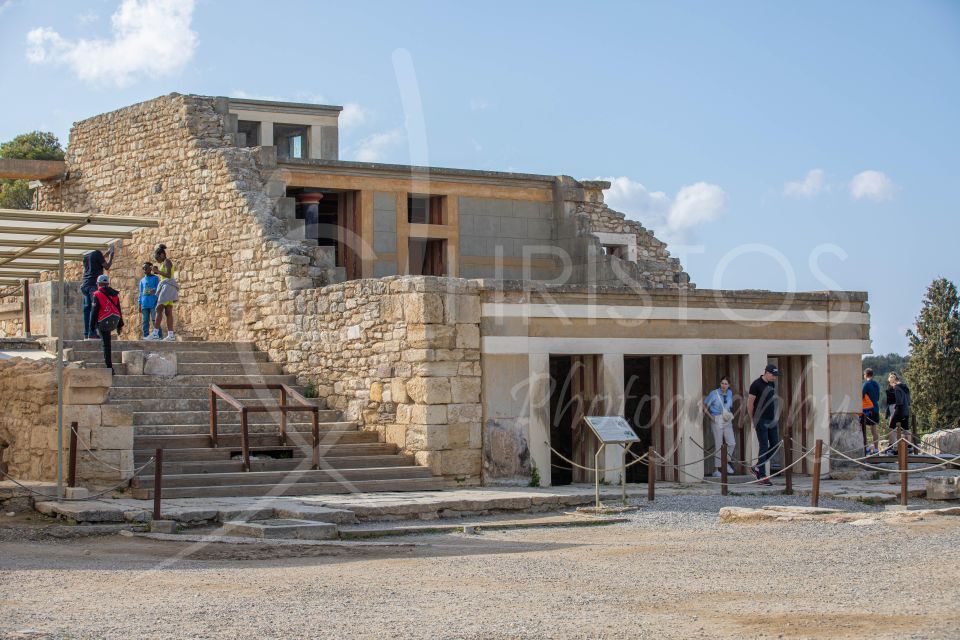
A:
[1,498,958,639]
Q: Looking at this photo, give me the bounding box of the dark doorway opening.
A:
[409,238,446,276]
[624,356,653,483]
[548,355,574,486]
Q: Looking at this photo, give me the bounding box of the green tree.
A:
[904,278,960,432]
[0,131,65,209]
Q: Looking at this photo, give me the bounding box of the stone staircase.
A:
[64,339,443,499]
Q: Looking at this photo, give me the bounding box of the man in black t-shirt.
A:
[80,246,114,339]
[747,363,780,485]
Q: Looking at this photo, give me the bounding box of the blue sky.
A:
[1,0,958,355]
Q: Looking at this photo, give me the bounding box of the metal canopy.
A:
[0,208,158,501]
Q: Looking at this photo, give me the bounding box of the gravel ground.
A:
[1,495,958,639]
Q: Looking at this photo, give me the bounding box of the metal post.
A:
[811,439,822,507]
[784,427,794,496]
[720,441,728,496]
[647,446,655,501]
[153,448,163,520]
[279,386,288,446]
[209,389,218,447]
[21,278,30,338]
[241,407,250,472]
[67,422,78,488]
[55,236,64,501]
[311,408,320,470]
[621,443,629,506]
[898,426,908,507]
[594,443,605,509]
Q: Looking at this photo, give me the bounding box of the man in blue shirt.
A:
[861,368,881,454]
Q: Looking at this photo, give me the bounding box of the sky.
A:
[1,0,958,355]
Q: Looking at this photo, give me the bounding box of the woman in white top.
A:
[703,377,736,477]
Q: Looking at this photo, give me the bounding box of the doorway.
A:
[624,356,653,483]
[548,355,603,485]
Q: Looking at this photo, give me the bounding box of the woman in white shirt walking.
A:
[704,377,736,477]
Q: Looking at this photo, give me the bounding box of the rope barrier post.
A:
[67,422,78,488]
[594,443,605,509]
[720,441,728,496]
[621,443,629,506]
[647,446,655,501]
[898,427,908,507]
[784,428,794,496]
[811,439,822,508]
[152,448,163,521]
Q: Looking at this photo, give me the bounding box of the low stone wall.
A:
[287,276,483,485]
[0,359,132,488]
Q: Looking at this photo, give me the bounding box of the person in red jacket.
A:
[90,274,124,372]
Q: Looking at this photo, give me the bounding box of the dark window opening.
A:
[549,356,574,486]
[408,194,445,224]
[408,238,446,276]
[274,123,309,160]
[237,120,260,147]
[624,356,654,483]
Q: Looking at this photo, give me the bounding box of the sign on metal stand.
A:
[582,416,640,508]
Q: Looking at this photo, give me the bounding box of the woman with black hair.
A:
[152,244,179,341]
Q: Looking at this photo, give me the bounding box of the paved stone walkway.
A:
[27,474,949,525]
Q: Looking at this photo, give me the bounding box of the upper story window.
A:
[408,194,445,224]
[274,123,309,160]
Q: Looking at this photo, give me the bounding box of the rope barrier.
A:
[545,443,649,473]
[72,427,130,472]
[668,447,813,486]
[0,456,155,502]
[686,436,783,467]
[828,445,958,474]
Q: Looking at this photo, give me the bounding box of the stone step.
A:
[64,340,256,352]
[71,359,281,376]
[134,431,379,450]
[110,398,331,414]
[133,410,346,428]
[108,386,320,402]
[68,349,272,364]
[131,477,445,499]
[134,442,399,463]
[158,454,415,475]
[133,465,433,489]
[111,374,298,387]
[135,422,354,436]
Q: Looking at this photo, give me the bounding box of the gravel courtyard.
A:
[2,495,958,639]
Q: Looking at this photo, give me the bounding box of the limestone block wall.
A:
[291,276,483,485]
[0,360,130,487]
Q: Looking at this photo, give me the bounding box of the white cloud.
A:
[469,98,489,111]
[26,0,196,87]
[850,170,896,202]
[230,90,288,102]
[784,168,825,198]
[350,129,404,162]
[602,176,726,243]
[0,1,13,17]
[339,103,367,130]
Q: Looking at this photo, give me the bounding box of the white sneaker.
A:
[711,470,722,477]
[163,333,175,341]
[727,464,736,474]
[143,333,157,341]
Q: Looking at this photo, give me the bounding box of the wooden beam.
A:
[0,159,65,180]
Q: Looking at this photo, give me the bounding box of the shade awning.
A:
[0,209,159,284]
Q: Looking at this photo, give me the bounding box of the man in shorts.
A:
[861,368,881,454]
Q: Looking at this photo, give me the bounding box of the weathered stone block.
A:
[385,424,406,448]
[369,382,383,402]
[406,324,456,349]
[444,294,481,324]
[90,425,134,451]
[144,351,177,377]
[411,362,460,377]
[409,404,447,425]
[440,449,482,476]
[121,350,145,375]
[447,422,481,449]
[455,324,480,349]
[414,450,442,475]
[447,403,482,424]
[101,404,134,427]
[402,293,444,323]
[405,377,452,405]
[405,424,449,451]
[63,368,112,389]
[451,377,482,403]
[390,378,409,404]
[63,404,102,428]
[926,476,959,500]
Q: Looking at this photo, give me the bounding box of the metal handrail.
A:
[208,383,320,472]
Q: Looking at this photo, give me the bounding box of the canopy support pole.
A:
[56,236,64,501]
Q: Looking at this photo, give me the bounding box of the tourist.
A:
[703,376,736,477]
[884,372,912,455]
[153,244,179,341]
[138,262,160,340]
[79,244,114,340]
[89,274,123,373]
[861,368,881,454]
[747,364,780,485]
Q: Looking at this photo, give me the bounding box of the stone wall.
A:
[296,276,483,484]
[0,359,129,487]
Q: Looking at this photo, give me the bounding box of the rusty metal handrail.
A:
[208,383,320,472]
